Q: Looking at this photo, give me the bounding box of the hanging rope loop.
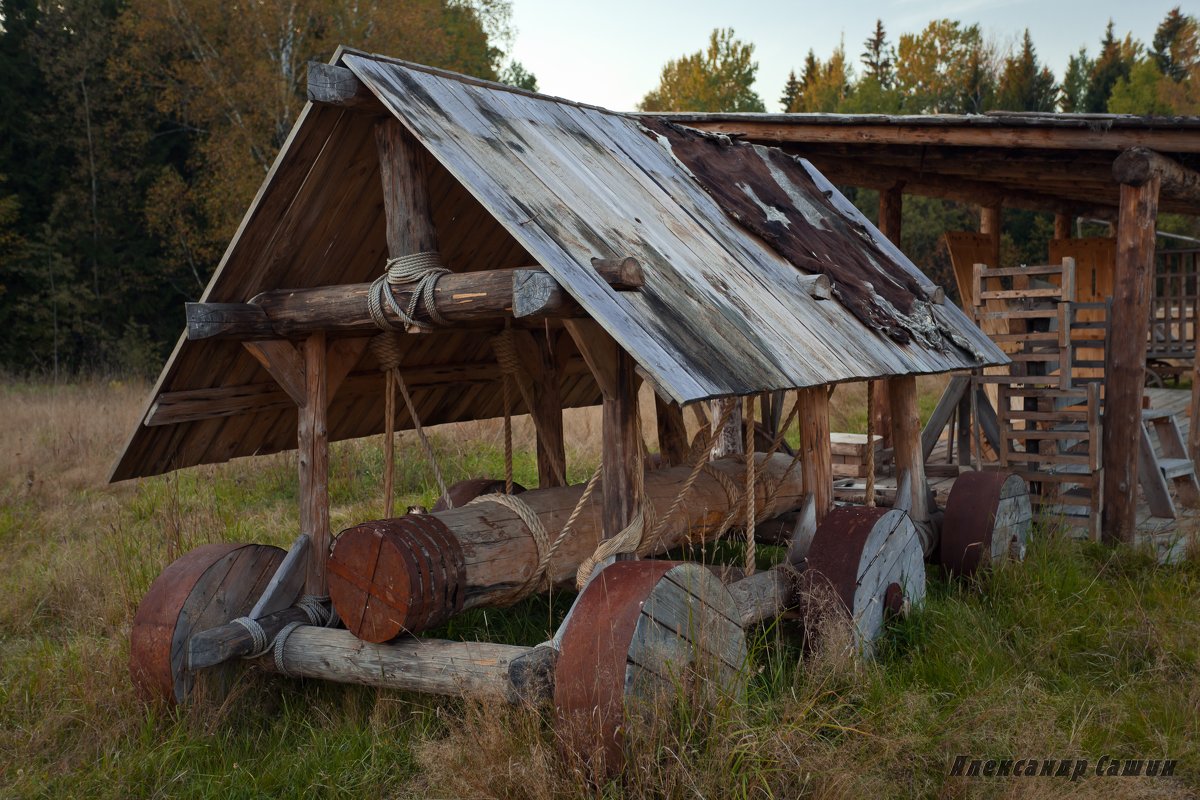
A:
[866,382,877,508]
[370,332,451,513]
[368,251,451,331]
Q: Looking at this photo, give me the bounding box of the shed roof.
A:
[111,51,1004,482]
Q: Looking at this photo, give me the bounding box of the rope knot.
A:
[368,251,450,331]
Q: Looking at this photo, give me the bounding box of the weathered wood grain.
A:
[1103,176,1161,543]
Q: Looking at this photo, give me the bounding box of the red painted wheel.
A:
[130,542,286,704]
[800,506,926,656]
[554,560,746,778]
[941,472,1031,576]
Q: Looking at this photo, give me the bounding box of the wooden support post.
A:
[873,185,905,447]
[888,375,929,523]
[797,386,833,523]
[602,349,641,540]
[1054,212,1072,240]
[1103,174,1162,543]
[377,118,437,256]
[655,394,689,467]
[1191,315,1200,472]
[879,183,903,242]
[531,334,566,488]
[564,320,642,539]
[299,332,330,595]
[980,204,1002,270]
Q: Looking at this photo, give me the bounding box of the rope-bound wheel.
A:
[130,543,288,704]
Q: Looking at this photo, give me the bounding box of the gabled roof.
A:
[111,50,1004,482]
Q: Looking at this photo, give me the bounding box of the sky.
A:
[507,0,1184,111]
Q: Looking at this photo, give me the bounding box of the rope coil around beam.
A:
[468,467,603,601]
[273,622,304,677]
[367,251,450,331]
[231,616,270,658]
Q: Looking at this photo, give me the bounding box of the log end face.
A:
[327,515,465,642]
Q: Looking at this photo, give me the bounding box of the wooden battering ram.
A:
[123,54,1028,776]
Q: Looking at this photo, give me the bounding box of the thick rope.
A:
[371,334,402,516]
[367,251,450,331]
[577,400,741,587]
[231,616,271,658]
[866,382,877,508]
[273,621,304,677]
[297,594,336,627]
[371,333,452,509]
[743,394,756,575]
[471,466,602,601]
[502,372,515,494]
[394,369,451,508]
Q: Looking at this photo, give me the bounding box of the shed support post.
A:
[1103,173,1162,544]
[532,336,567,488]
[1054,212,1072,240]
[797,386,832,524]
[873,185,904,447]
[655,394,690,468]
[980,204,1002,269]
[299,331,330,595]
[602,349,641,540]
[888,375,930,523]
[564,320,642,541]
[1191,315,1200,472]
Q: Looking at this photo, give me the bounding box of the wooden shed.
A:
[119,50,1018,771]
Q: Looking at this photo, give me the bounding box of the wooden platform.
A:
[835,387,1199,562]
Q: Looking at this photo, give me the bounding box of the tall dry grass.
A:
[1,377,1198,799]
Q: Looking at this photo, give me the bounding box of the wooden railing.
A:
[1149,248,1200,362]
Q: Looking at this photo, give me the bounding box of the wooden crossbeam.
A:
[186,262,643,341]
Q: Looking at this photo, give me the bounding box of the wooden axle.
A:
[257,629,559,705]
[185,260,643,341]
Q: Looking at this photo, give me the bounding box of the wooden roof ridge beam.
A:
[185,261,645,341]
[1113,147,1200,203]
[308,62,385,114]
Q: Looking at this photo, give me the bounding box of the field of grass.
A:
[1,378,1198,799]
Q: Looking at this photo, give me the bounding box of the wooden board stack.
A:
[830,432,882,478]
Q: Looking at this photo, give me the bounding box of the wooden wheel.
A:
[130,542,286,704]
[554,561,746,778]
[800,506,925,657]
[941,472,1032,576]
[431,477,526,512]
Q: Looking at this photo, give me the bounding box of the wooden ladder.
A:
[1138,408,1200,519]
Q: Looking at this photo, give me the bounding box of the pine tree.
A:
[1084,20,1137,112]
[1061,47,1093,111]
[861,19,894,88]
[1152,7,1190,80]
[996,30,1057,111]
[780,70,801,112]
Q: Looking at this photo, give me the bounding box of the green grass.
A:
[1,380,1198,798]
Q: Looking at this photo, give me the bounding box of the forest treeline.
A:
[0,0,536,375]
[0,4,1195,376]
[638,11,1199,305]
